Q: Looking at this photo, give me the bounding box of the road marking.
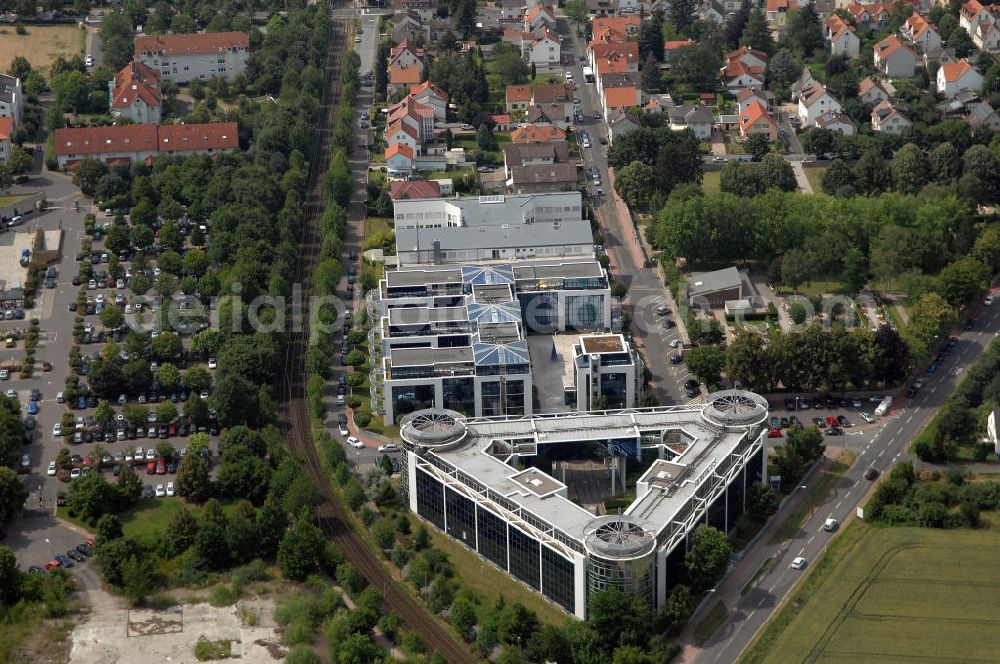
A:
[797,546,805,555]
[836,500,843,508]
[906,414,913,423]
[878,450,884,458]
[807,536,815,544]
[897,426,904,434]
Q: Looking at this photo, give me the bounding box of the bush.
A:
[353,411,371,428]
[208,584,240,607]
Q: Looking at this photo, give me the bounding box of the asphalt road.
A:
[693,297,1000,663]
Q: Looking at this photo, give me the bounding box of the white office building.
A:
[398,390,769,618]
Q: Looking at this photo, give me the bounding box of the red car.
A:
[825,416,838,427]
[156,459,166,475]
[146,461,156,475]
[767,428,783,438]
[44,560,60,571]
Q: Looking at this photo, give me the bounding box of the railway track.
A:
[277,14,477,664]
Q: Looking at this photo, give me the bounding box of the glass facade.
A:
[445,487,477,550]
[565,294,604,330]
[586,552,654,607]
[442,377,475,416]
[415,468,445,531]
[480,380,502,416]
[707,493,726,532]
[600,373,627,406]
[519,291,558,333]
[509,525,541,590]
[504,379,526,415]
[477,506,508,571]
[727,467,746,531]
[748,445,764,484]
[541,545,576,613]
[392,384,436,420]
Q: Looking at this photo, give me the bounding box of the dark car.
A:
[964,319,976,330]
[837,415,850,427]
[67,549,85,562]
[865,468,880,480]
[142,485,154,498]
[784,398,796,411]
[54,554,73,568]
[825,427,843,436]
[77,543,93,556]
[812,417,826,428]
[76,396,86,410]
[684,379,699,390]
[670,354,683,365]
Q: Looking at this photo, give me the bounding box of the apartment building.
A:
[134,31,250,83]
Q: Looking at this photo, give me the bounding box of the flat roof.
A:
[389,346,473,367]
[472,283,515,303]
[396,218,592,252]
[386,268,463,288]
[393,191,582,228]
[514,261,604,281]
[510,467,565,496]
[689,266,742,297]
[389,306,468,325]
[580,334,626,354]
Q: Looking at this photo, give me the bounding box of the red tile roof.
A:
[767,0,796,11]
[0,117,11,142]
[664,39,694,50]
[390,65,422,85]
[410,81,448,100]
[390,179,441,199]
[134,31,249,57]
[110,62,161,110]
[55,122,238,158]
[385,142,414,160]
[511,124,566,143]
[939,59,975,82]
[506,84,532,103]
[739,100,775,134]
[604,87,638,109]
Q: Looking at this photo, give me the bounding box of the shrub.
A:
[208,584,240,607]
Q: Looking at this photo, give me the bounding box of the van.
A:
[336,394,345,406]
[874,396,893,418]
[56,391,65,403]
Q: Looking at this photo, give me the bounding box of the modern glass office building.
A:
[398,391,769,619]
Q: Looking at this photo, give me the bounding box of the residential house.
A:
[815,111,855,134]
[511,124,567,143]
[871,99,911,134]
[390,39,425,70]
[699,0,725,24]
[728,45,769,71]
[0,117,11,163]
[858,76,895,105]
[108,62,162,125]
[722,47,768,89]
[503,141,576,193]
[735,87,773,114]
[827,15,860,58]
[532,83,573,122]
[393,0,435,21]
[385,120,420,155]
[644,94,674,113]
[525,30,562,72]
[901,12,942,54]
[525,103,570,128]
[973,20,1000,52]
[966,101,1000,131]
[798,81,842,126]
[766,0,797,29]
[524,4,557,33]
[790,67,816,101]
[427,18,456,44]
[385,142,414,178]
[134,31,249,83]
[669,104,714,141]
[385,95,436,146]
[960,0,997,34]
[390,179,441,200]
[491,114,512,131]
[393,11,429,44]
[0,74,23,130]
[846,2,892,31]
[589,42,640,76]
[506,84,532,113]
[389,65,422,95]
[602,83,641,121]
[591,16,641,41]
[607,108,640,144]
[500,0,525,22]
[54,122,239,169]
[738,100,778,141]
[409,81,448,120]
[874,35,917,78]
[937,59,983,97]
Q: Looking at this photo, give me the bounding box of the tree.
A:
[891,143,928,194]
[614,161,656,209]
[683,525,732,591]
[117,463,143,502]
[51,70,90,112]
[99,305,125,330]
[492,42,529,86]
[821,159,855,195]
[672,43,723,89]
[640,53,661,94]
[654,131,704,195]
[0,468,27,526]
[684,345,725,385]
[873,324,911,385]
[854,149,889,195]
[789,3,823,56]
[451,596,478,641]
[670,0,698,33]
[840,248,868,295]
[964,144,1000,200]
[565,0,589,31]
[192,522,231,570]
[96,513,124,547]
[949,27,973,58]
[7,146,33,176]
[973,225,1000,273]
[638,12,665,62]
[176,454,212,503]
[745,133,770,161]
[766,49,799,85]
[936,257,989,309]
[100,10,135,70]
[278,514,325,581]
[760,154,797,191]
[94,400,116,430]
[156,402,177,424]
[747,482,779,520]
[929,142,962,184]
[67,473,118,522]
[72,158,107,196]
[586,589,653,652]
[741,9,774,54]
[476,123,497,151]
[218,457,271,505]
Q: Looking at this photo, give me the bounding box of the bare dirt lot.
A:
[0,25,84,71]
[70,593,285,664]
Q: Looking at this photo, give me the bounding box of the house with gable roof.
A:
[974,20,1000,52]
[874,35,917,78]
[937,59,983,97]
[386,142,414,178]
[524,4,557,34]
[0,117,12,163]
[871,99,910,134]
[410,81,448,121]
[858,76,895,105]
[739,100,778,141]
[900,12,942,54]
[826,15,860,58]
[798,81,842,125]
[815,111,854,134]
[109,62,162,124]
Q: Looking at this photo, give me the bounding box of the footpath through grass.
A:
[771,449,856,544]
[743,523,1000,663]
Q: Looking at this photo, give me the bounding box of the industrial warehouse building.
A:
[397,390,768,618]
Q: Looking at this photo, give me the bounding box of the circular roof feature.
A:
[584,516,655,559]
[701,389,769,428]
[400,409,468,449]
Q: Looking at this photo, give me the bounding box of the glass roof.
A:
[462,264,515,286]
[467,301,522,324]
[473,339,530,366]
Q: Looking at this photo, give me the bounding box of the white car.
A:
[52,423,62,437]
[155,484,166,497]
[859,412,875,423]
[125,449,134,461]
[0,369,7,380]
[378,443,399,453]
[47,461,57,476]
[347,436,364,449]
[670,339,680,348]
[208,358,217,370]
[823,518,838,531]
[986,295,995,305]
[339,424,349,437]
[166,481,175,497]
[914,378,926,389]
[70,468,81,479]
[145,449,156,460]
[135,446,144,458]
[791,556,807,570]
[5,389,15,398]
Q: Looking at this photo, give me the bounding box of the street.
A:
[689,299,1000,663]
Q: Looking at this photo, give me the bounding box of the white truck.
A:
[875,396,893,418]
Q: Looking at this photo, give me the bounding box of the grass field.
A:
[702,170,721,194]
[802,166,827,194]
[0,25,85,71]
[0,195,27,207]
[743,523,1000,664]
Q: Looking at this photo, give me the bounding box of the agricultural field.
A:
[0,24,85,71]
[744,523,1000,663]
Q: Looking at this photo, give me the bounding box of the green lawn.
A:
[802,166,828,194]
[59,499,237,540]
[743,523,1000,663]
[702,170,721,194]
[0,195,26,207]
[425,527,571,628]
[364,217,392,237]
